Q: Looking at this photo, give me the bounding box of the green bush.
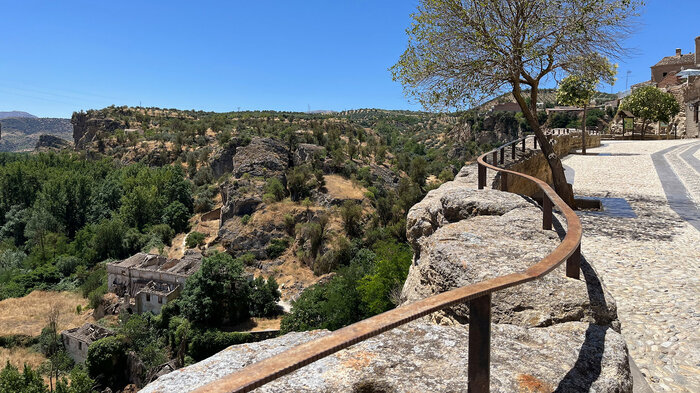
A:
[56,255,82,277]
[236,253,257,266]
[185,232,206,249]
[340,201,363,238]
[265,238,289,259]
[86,336,127,388]
[283,214,296,236]
[188,329,252,361]
[149,224,175,246]
[264,178,286,201]
[241,214,251,225]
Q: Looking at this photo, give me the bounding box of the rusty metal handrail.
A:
[192,135,582,393]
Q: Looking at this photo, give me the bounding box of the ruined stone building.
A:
[107,251,202,314]
[61,323,114,363]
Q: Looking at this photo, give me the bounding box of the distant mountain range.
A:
[0,111,38,119]
[0,116,72,152]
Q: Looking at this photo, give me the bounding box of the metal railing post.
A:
[492,151,498,167]
[567,244,581,279]
[543,196,552,230]
[500,172,508,192]
[478,163,486,190]
[511,143,516,160]
[468,294,491,393]
[499,148,504,164]
[534,137,538,149]
[522,138,526,152]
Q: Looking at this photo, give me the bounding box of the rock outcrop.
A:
[209,145,237,178]
[142,321,631,393]
[292,143,325,166]
[232,137,289,180]
[34,134,71,151]
[402,183,619,329]
[71,111,124,149]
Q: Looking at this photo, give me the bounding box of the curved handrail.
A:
[192,135,582,393]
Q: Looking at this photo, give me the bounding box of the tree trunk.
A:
[512,86,576,208]
[582,105,588,155]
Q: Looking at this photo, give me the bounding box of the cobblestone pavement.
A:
[563,140,700,392]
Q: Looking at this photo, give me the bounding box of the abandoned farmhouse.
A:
[106,251,202,315]
[61,323,115,363]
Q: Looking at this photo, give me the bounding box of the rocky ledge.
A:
[143,167,633,392]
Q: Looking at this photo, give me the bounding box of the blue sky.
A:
[0,1,698,118]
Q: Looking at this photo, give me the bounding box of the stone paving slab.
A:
[563,139,700,392]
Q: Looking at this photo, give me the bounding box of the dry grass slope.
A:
[0,291,93,337]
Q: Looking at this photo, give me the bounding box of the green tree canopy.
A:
[619,86,681,136]
[179,252,250,326]
[391,0,642,206]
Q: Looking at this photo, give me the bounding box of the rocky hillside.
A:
[67,105,549,306]
[0,117,72,152]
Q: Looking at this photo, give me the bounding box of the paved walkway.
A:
[563,140,700,392]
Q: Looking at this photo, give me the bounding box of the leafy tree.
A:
[391,0,641,207]
[119,185,158,230]
[24,207,62,259]
[286,166,313,201]
[409,156,428,187]
[179,252,250,326]
[264,178,286,202]
[0,362,47,393]
[557,73,613,154]
[161,201,190,233]
[281,249,375,333]
[249,276,281,317]
[85,336,127,389]
[92,219,128,261]
[55,366,95,393]
[357,241,412,315]
[0,205,29,246]
[340,201,363,238]
[619,86,681,138]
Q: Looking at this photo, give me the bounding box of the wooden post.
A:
[543,196,552,230]
[468,294,491,393]
[567,244,581,279]
[478,163,486,190]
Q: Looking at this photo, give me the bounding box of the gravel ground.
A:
[563,139,700,392]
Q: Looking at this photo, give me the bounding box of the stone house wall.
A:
[135,288,180,314]
[62,335,89,363]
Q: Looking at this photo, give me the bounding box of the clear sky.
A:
[1,1,698,118]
